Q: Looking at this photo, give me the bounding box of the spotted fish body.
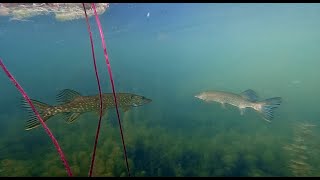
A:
[195,89,282,122]
[22,89,152,130]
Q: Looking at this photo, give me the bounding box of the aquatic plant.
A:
[0,58,73,176]
[0,109,304,177]
[284,122,316,176]
[1,3,131,176]
[0,159,32,176]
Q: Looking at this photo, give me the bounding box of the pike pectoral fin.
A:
[239,108,245,115]
[123,106,131,112]
[61,112,82,124]
[221,103,226,109]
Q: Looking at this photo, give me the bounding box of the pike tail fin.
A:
[21,98,54,131]
[259,97,282,122]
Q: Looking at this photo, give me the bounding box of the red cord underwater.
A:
[81,3,105,177]
[0,59,73,177]
[90,3,131,177]
[0,3,130,177]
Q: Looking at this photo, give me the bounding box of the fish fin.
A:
[61,112,82,124]
[21,98,53,131]
[259,97,282,121]
[95,109,106,117]
[240,89,259,102]
[61,112,72,122]
[240,108,245,115]
[56,89,82,103]
[221,103,226,109]
[123,106,131,112]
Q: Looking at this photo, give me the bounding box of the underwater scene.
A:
[0,3,320,177]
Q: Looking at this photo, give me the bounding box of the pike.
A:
[22,89,152,130]
[195,89,282,122]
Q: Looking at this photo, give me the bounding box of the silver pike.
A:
[195,89,282,122]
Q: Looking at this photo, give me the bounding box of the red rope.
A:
[81,3,104,177]
[0,58,73,177]
[91,3,131,177]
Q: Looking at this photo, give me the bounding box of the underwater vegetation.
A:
[1,3,320,177]
[284,122,320,177]
[1,108,319,177]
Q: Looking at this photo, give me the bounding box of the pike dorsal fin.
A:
[56,89,82,103]
[240,89,259,102]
